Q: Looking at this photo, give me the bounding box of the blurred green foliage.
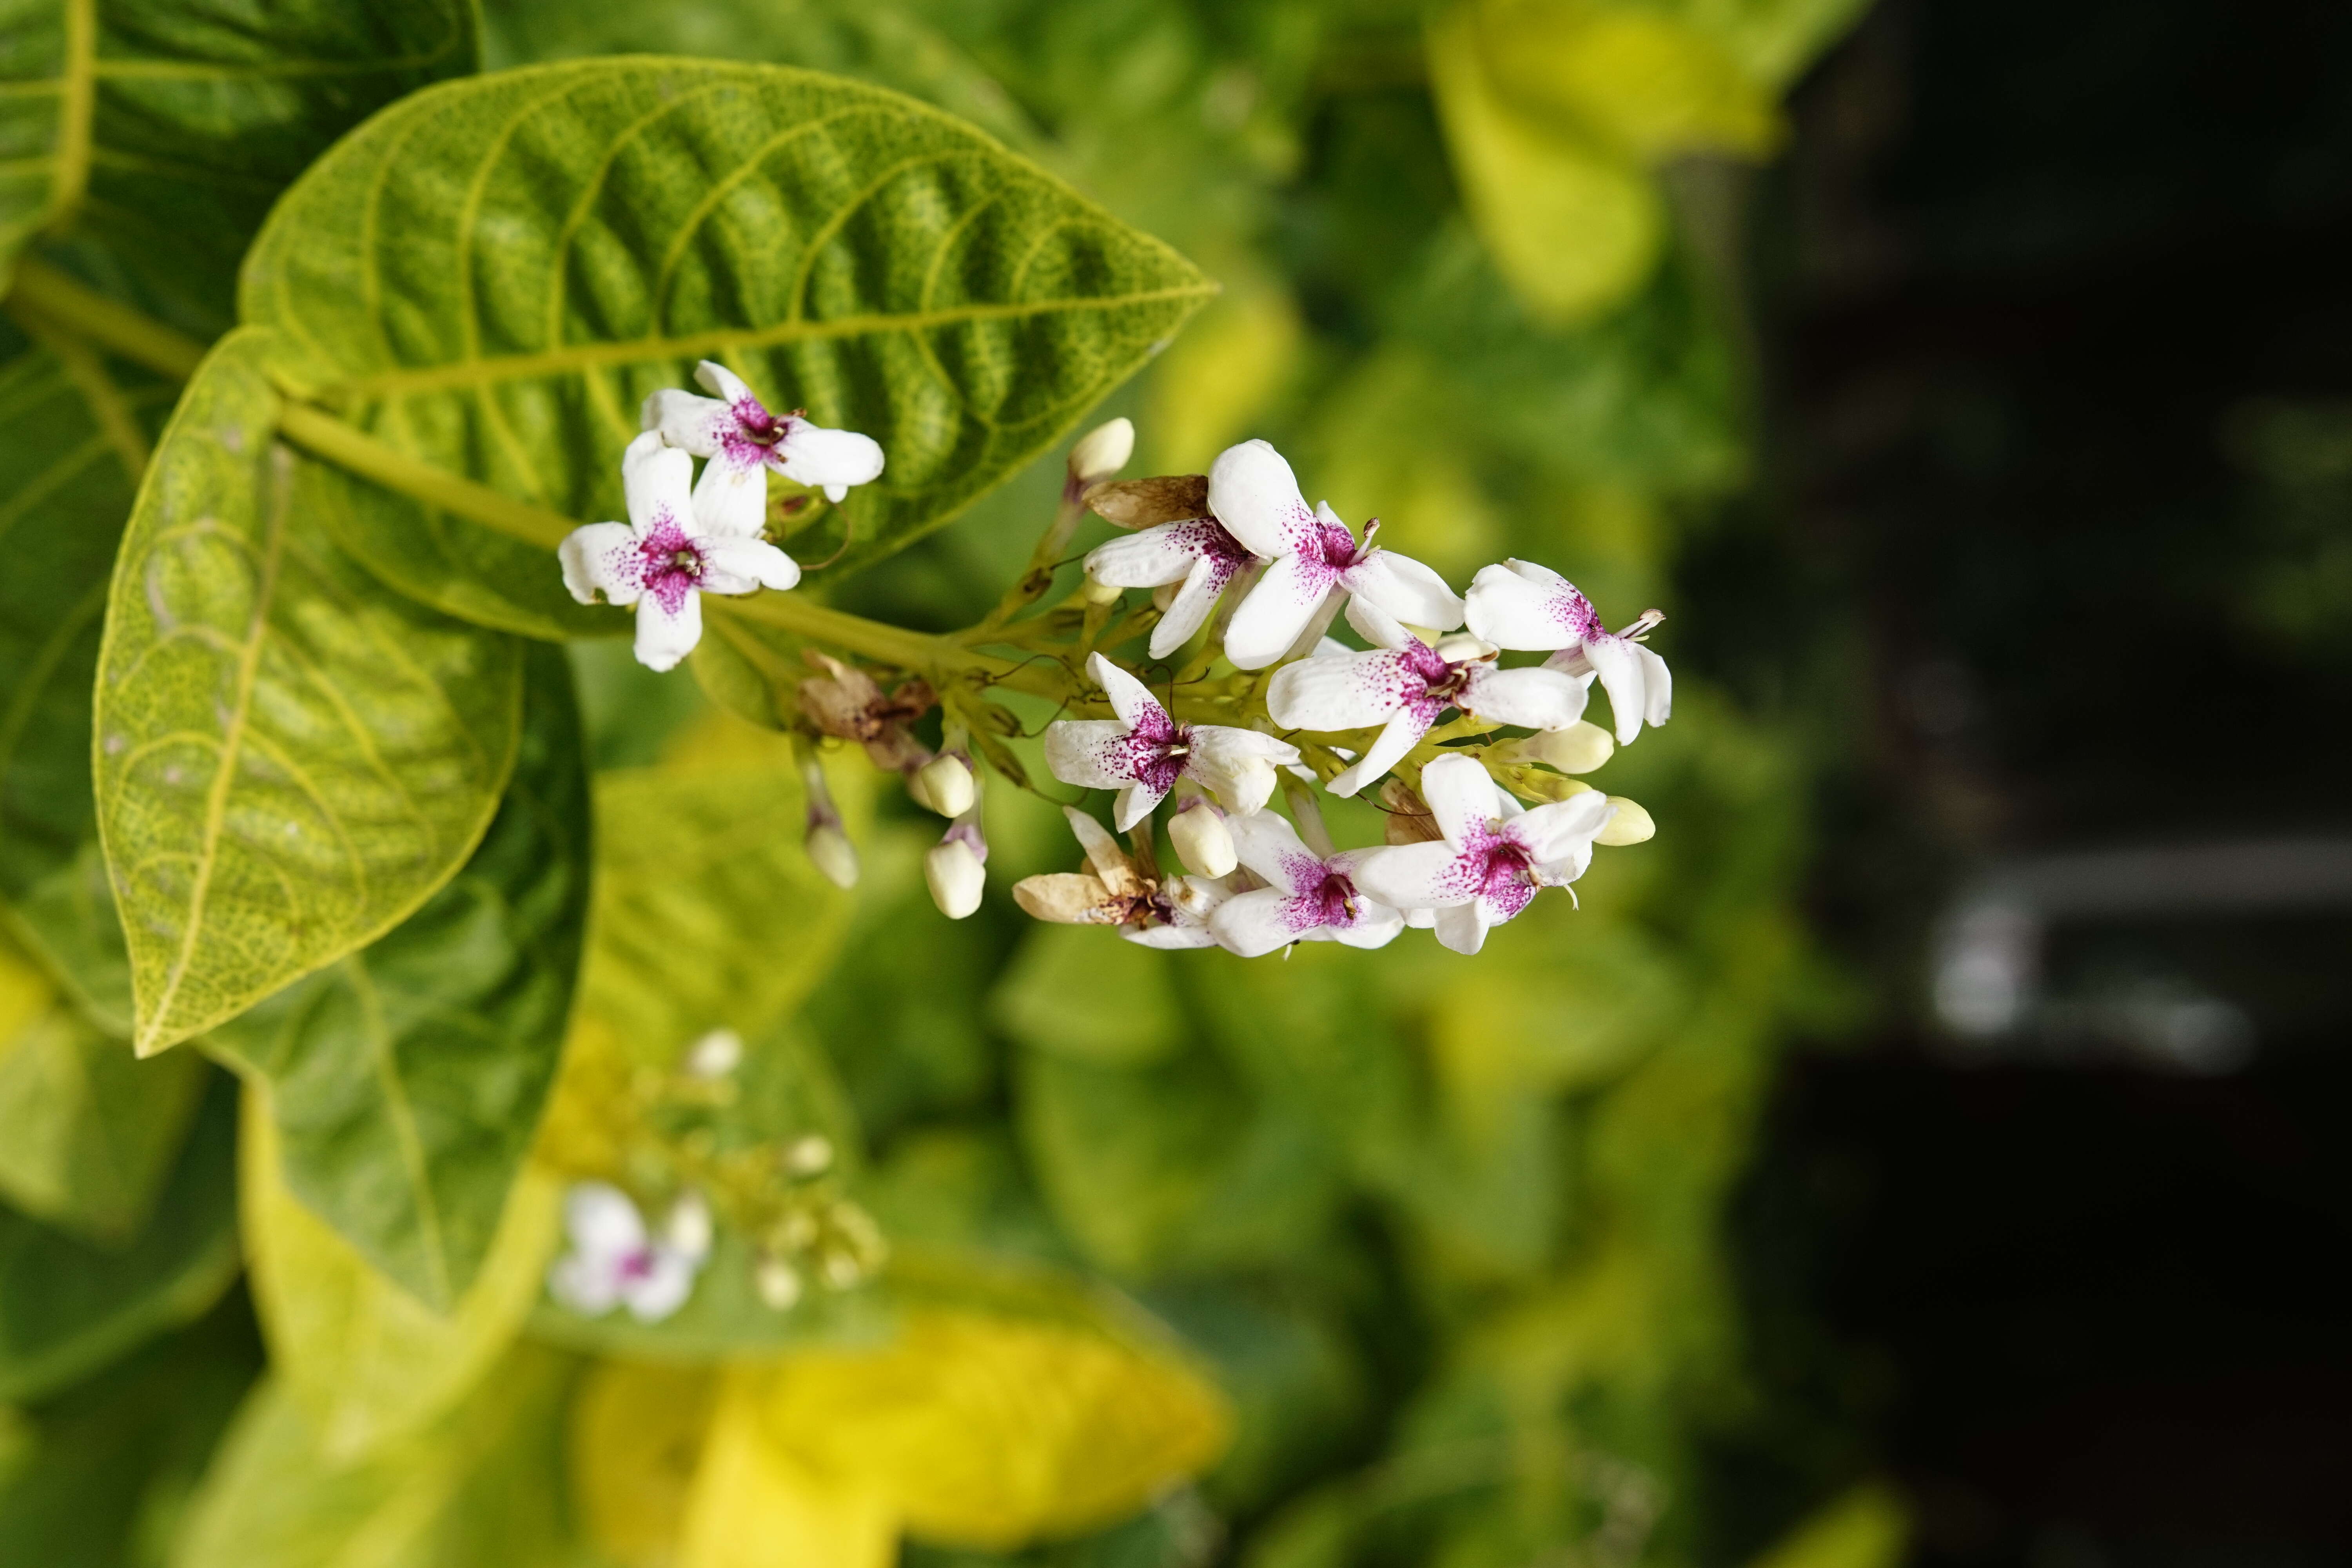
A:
[0,0,1899,1562]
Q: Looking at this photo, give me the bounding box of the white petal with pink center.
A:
[546,1182,712,1323]
[1350,754,1617,955]
[1206,440,1466,670]
[1043,653,1301,830]
[642,359,886,533]
[1084,516,1260,658]
[1209,811,1405,957]
[558,431,802,671]
[1464,559,1671,744]
[1265,629,1589,796]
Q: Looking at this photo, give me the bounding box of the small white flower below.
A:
[547,1182,712,1323]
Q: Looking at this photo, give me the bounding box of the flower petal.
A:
[1188,726,1301,816]
[1464,559,1584,650]
[1209,887,1325,957]
[775,423,886,497]
[1042,719,1140,790]
[1583,634,1647,744]
[622,430,698,535]
[1459,664,1590,731]
[1510,789,1616,865]
[1342,594,1415,650]
[1124,922,1221,949]
[1633,642,1673,727]
[1062,806,1136,892]
[1086,519,1210,588]
[1224,551,1339,671]
[621,1247,698,1323]
[1433,900,1491,956]
[1112,780,1167,833]
[557,522,640,606]
[564,1181,646,1260]
[1330,902,1406,949]
[694,359,758,407]
[700,534,801,593]
[1345,550,1465,631]
[1266,646,1421,731]
[690,443,770,539]
[641,389,735,457]
[632,584,703,672]
[1206,438,1318,558]
[548,1252,624,1316]
[1419,752,1503,846]
[1278,586,1347,664]
[1149,552,1227,659]
[1225,807,1318,893]
[1013,871,1118,924]
[1327,706,1436,797]
[1350,840,1478,910]
[1087,651,1170,736]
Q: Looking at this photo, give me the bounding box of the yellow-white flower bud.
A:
[664,1191,713,1260]
[805,822,859,889]
[682,1028,743,1078]
[1079,572,1126,605]
[1521,720,1616,774]
[756,1256,803,1311]
[1067,417,1135,486]
[1169,802,1237,878]
[913,753,975,818]
[925,837,986,919]
[1595,797,1655,846]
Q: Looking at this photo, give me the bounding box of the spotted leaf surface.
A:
[92,328,524,1056]
[238,58,1214,635]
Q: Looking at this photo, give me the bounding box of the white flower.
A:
[1265,628,1590,797]
[1044,653,1302,831]
[1464,561,1670,744]
[1352,754,1617,955]
[1083,517,1260,659]
[1209,811,1405,957]
[643,360,884,527]
[1207,439,1466,670]
[558,431,801,671]
[1012,806,1232,948]
[546,1183,712,1323]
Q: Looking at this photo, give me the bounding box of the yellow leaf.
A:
[681,1372,897,1568]
[241,1084,560,1460]
[1144,269,1305,473]
[748,1301,1232,1550]
[570,1359,720,1568]
[0,935,47,1048]
[1482,0,1782,160]
[1427,4,1663,326]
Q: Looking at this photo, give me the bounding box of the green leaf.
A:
[0,0,477,327]
[91,328,526,1057]
[240,1083,562,1461]
[237,58,1215,633]
[206,642,589,1309]
[175,1347,580,1568]
[0,328,166,1028]
[0,928,206,1240]
[0,1069,238,1403]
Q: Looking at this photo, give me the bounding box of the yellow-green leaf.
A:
[682,1374,898,1568]
[235,59,1216,633]
[568,1359,718,1568]
[90,328,525,1056]
[240,1083,560,1461]
[1479,0,1782,161]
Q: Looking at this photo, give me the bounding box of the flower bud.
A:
[1067,417,1135,485]
[913,753,975,818]
[1433,632,1498,663]
[756,1256,804,1311]
[1079,572,1125,605]
[805,822,859,889]
[785,1135,835,1176]
[926,837,986,919]
[1169,801,1237,878]
[1595,797,1655,846]
[664,1191,713,1261]
[682,1028,743,1078]
[1495,720,1615,775]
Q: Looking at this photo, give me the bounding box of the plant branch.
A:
[3,258,207,379]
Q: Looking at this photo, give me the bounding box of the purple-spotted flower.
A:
[546,1183,712,1323]
[1209,811,1405,957]
[1465,560,1671,744]
[642,360,884,533]
[1266,628,1592,797]
[1083,517,1261,659]
[1044,653,1302,831]
[1210,440,1466,670]
[1352,755,1617,955]
[1012,807,1232,948]
[559,431,800,671]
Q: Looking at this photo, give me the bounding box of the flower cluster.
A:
[554,372,1669,958]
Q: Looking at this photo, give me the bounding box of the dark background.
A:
[1706,1,2352,1564]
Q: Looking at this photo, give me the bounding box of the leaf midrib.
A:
[328,285,1217,398]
